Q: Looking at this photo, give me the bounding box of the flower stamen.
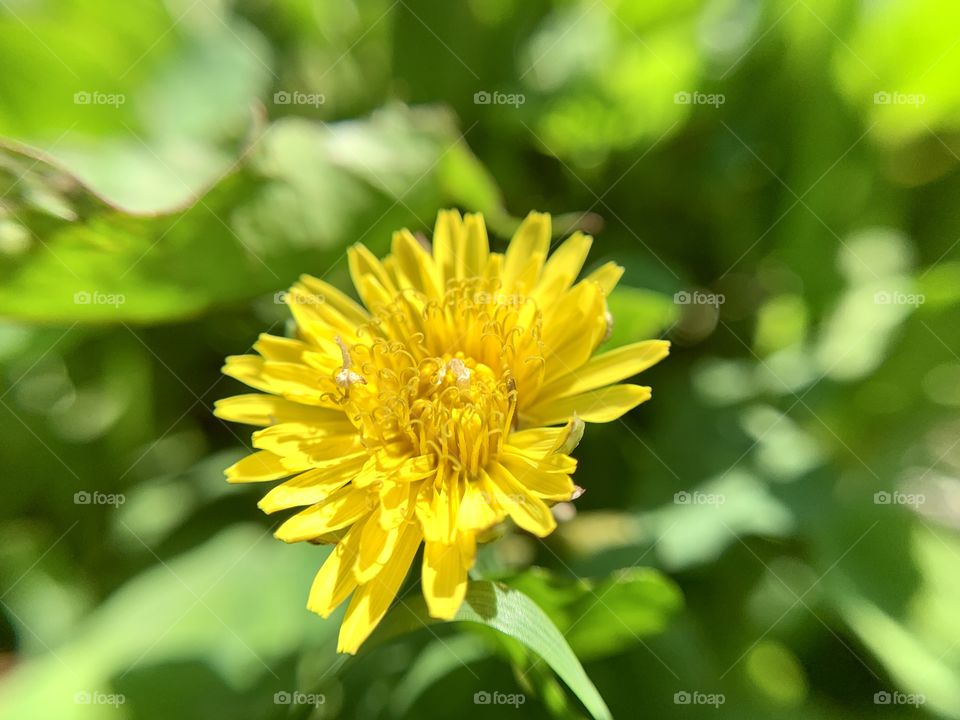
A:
[334,335,366,389]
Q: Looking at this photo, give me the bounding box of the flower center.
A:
[406,354,515,474]
[338,342,516,474]
[332,280,536,478]
[337,341,517,464]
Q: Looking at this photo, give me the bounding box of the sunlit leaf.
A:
[372,580,613,720]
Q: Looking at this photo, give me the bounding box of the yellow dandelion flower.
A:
[215,210,669,653]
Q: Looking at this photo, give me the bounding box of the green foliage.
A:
[372,579,615,719]
[2,0,960,718]
[0,106,482,322]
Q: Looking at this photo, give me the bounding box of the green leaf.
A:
[835,0,960,143]
[389,635,493,717]
[437,139,513,234]
[506,567,683,661]
[0,105,492,324]
[0,0,272,214]
[372,580,613,720]
[0,524,335,719]
[558,470,795,573]
[519,1,700,161]
[830,525,960,719]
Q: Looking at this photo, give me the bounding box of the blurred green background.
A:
[2,0,959,718]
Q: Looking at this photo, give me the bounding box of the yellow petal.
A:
[392,455,437,484]
[221,355,272,394]
[377,482,416,530]
[549,415,585,455]
[486,466,556,537]
[460,531,477,569]
[390,229,443,299]
[523,384,652,426]
[274,486,374,543]
[284,281,373,347]
[337,522,422,654]
[309,528,348,545]
[300,346,343,375]
[225,450,293,483]
[282,290,353,349]
[415,481,461,544]
[214,393,349,428]
[354,508,402,583]
[296,274,371,328]
[261,361,338,401]
[536,282,607,383]
[257,456,370,514]
[533,231,592,303]
[504,427,567,456]
[223,356,337,406]
[456,478,502,531]
[499,453,575,501]
[348,244,397,311]
[483,252,503,281]
[422,539,469,620]
[583,261,624,296]
[251,425,361,462]
[351,272,394,314]
[307,522,363,617]
[503,211,550,291]
[252,334,309,363]
[461,213,490,278]
[432,209,463,285]
[539,340,670,399]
